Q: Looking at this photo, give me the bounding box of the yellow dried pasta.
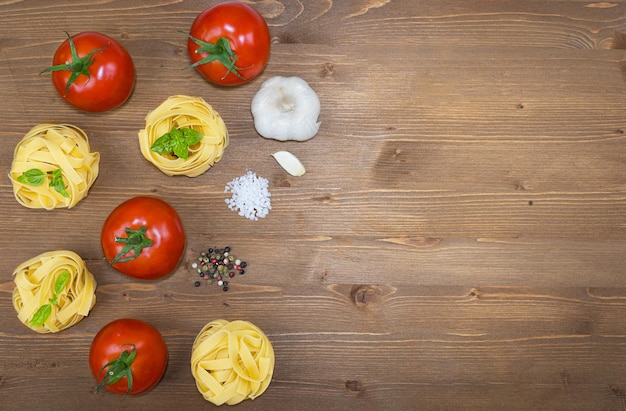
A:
[12,250,97,333]
[9,123,100,210]
[138,95,228,177]
[191,319,275,406]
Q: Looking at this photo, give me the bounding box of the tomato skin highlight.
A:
[89,318,168,395]
[49,32,135,112]
[187,1,270,86]
[101,197,185,280]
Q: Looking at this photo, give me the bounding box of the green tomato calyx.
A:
[181,32,252,81]
[110,225,153,265]
[42,32,110,96]
[95,344,136,395]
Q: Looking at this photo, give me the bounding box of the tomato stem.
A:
[181,32,252,81]
[110,225,153,265]
[42,32,109,96]
[94,344,136,395]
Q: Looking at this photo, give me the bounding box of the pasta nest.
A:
[12,250,97,333]
[191,319,275,406]
[139,95,229,177]
[9,124,100,210]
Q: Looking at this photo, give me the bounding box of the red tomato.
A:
[101,196,185,280]
[90,318,168,395]
[44,32,135,112]
[185,1,270,86]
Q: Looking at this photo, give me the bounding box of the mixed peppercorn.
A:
[192,247,247,292]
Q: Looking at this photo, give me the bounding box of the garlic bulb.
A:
[251,76,320,141]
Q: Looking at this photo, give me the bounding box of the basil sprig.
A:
[150,127,203,159]
[30,270,70,326]
[17,168,70,198]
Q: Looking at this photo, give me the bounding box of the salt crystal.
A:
[224,171,271,220]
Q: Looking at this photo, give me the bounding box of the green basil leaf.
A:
[17,168,46,186]
[30,304,52,326]
[49,169,69,198]
[182,128,203,147]
[150,127,202,159]
[54,270,70,295]
[172,138,190,159]
[169,127,182,140]
[150,132,174,154]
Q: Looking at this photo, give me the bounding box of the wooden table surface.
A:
[2,1,626,410]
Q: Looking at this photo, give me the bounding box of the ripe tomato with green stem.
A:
[43,31,135,112]
[90,318,168,395]
[183,1,271,86]
[101,196,185,280]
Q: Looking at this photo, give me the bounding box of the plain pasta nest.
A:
[9,123,100,210]
[138,95,229,177]
[191,319,275,406]
[12,250,97,333]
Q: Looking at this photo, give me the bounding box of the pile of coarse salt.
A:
[224,171,271,220]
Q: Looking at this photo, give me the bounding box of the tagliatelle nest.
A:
[191,319,275,406]
[9,124,100,210]
[138,95,229,177]
[12,250,97,333]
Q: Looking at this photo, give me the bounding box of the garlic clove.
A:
[251,76,320,141]
[271,151,306,176]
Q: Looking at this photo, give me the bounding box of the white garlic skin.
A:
[251,76,321,141]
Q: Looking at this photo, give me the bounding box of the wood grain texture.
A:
[1,0,626,409]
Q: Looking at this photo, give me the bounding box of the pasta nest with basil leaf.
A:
[191,319,275,406]
[12,250,97,333]
[9,124,100,210]
[139,95,229,177]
